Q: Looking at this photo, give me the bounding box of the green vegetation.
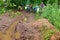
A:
[0,0,60,40]
[0,0,6,15]
[41,4,60,30]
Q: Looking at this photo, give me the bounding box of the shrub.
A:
[0,0,6,15]
[41,4,60,30]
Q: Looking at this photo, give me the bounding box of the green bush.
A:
[41,4,60,30]
[0,7,6,15]
[0,0,6,15]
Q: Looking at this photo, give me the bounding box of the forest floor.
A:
[0,11,60,40]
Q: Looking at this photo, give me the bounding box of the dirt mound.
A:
[31,18,55,30]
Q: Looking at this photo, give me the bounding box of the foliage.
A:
[7,0,58,8]
[47,0,58,4]
[0,0,59,10]
[41,4,60,30]
[0,8,6,15]
[0,0,6,15]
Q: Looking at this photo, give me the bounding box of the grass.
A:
[41,4,60,30]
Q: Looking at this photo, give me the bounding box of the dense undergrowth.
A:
[41,4,60,30]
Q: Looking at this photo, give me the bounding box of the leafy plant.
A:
[41,4,60,30]
[0,0,7,15]
[0,8,6,15]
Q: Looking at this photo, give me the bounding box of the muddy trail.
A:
[0,11,42,40]
[0,11,59,40]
